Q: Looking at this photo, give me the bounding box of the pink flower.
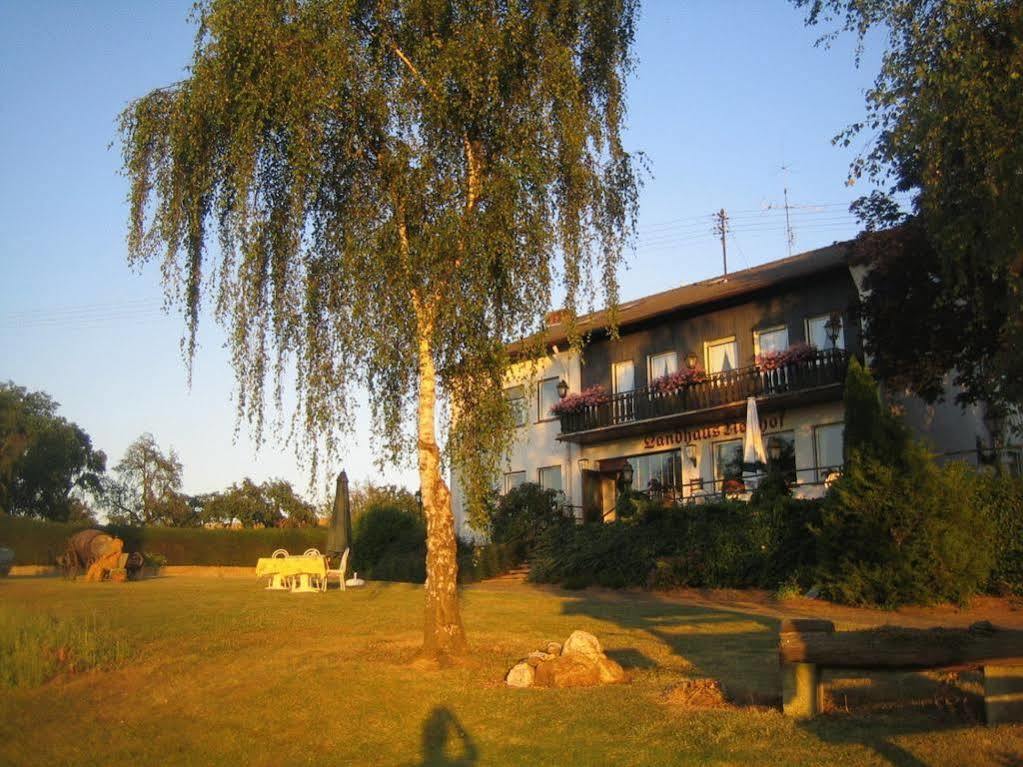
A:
[550,385,610,416]
[756,342,817,371]
[650,366,708,394]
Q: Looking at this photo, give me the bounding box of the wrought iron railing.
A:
[558,349,848,435]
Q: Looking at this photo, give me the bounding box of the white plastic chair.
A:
[269,549,289,589]
[303,548,321,557]
[322,548,350,591]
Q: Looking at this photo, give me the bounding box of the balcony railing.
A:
[559,349,848,435]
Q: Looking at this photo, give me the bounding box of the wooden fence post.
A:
[780,619,835,720]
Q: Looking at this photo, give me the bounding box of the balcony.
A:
[557,349,849,443]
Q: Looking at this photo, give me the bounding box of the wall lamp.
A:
[620,460,634,486]
[556,378,569,399]
[685,351,699,370]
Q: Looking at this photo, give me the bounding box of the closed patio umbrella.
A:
[326,470,353,557]
[742,397,767,487]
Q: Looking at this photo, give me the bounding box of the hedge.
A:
[0,514,326,566]
[0,513,517,580]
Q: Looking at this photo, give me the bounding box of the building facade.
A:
[451,244,990,535]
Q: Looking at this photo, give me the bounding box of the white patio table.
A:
[255,555,326,593]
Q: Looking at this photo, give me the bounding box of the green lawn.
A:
[1,576,1021,766]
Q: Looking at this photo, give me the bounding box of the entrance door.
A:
[581,469,603,523]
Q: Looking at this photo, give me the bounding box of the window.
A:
[537,378,560,421]
[806,313,845,350]
[754,326,789,355]
[713,439,744,484]
[765,431,797,483]
[612,360,635,393]
[648,351,678,382]
[538,465,563,493]
[628,450,683,497]
[504,471,526,493]
[505,385,527,427]
[706,337,739,374]
[814,423,844,481]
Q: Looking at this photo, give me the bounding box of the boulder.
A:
[534,654,602,688]
[545,641,562,656]
[505,662,535,688]
[562,630,604,662]
[526,651,555,667]
[596,656,626,684]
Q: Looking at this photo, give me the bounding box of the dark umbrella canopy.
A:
[326,471,353,556]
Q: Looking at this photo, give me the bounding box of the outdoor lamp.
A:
[685,351,699,370]
[825,312,842,349]
[768,437,782,463]
[556,378,569,399]
[684,443,698,467]
[620,460,634,486]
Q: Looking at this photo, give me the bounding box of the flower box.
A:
[550,385,610,416]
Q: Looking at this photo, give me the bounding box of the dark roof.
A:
[539,242,851,348]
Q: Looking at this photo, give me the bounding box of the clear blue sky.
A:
[0,1,881,502]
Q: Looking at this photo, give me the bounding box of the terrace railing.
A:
[559,348,848,435]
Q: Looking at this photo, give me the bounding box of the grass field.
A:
[2,575,1021,766]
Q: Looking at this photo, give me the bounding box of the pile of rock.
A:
[505,630,626,688]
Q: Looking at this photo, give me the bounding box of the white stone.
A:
[505,662,535,688]
[562,630,604,662]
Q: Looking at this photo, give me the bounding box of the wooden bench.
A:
[778,618,1023,725]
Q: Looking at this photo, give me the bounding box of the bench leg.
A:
[782,662,822,719]
[985,665,1023,726]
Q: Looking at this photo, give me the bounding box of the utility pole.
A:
[714,208,728,275]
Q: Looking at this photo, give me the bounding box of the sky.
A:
[0,1,883,503]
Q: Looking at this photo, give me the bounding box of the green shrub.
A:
[977,472,1023,595]
[815,452,995,607]
[487,482,570,561]
[529,495,824,591]
[0,609,131,689]
[351,505,426,582]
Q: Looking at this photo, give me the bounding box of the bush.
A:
[529,494,824,591]
[351,505,426,582]
[815,452,995,608]
[977,472,1023,595]
[487,483,571,562]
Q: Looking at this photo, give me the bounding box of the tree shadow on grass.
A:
[560,590,780,701]
[412,706,478,767]
[559,590,1001,766]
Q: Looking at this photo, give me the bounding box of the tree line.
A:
[0,380,320,528]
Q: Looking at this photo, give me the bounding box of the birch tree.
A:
[120,0,639,661]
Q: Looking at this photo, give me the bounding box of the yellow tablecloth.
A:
[255,556,326,578]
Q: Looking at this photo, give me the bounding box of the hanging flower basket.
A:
[650,366,708,395]
[550,385,610,416]
[755,342,817,371]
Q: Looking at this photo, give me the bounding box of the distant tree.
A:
[0,381,106,521]
[201,478,318,528]
[795,0,1023,413]
[349,482,421,522]
[119,0,639,659]
[105,433,186,526]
